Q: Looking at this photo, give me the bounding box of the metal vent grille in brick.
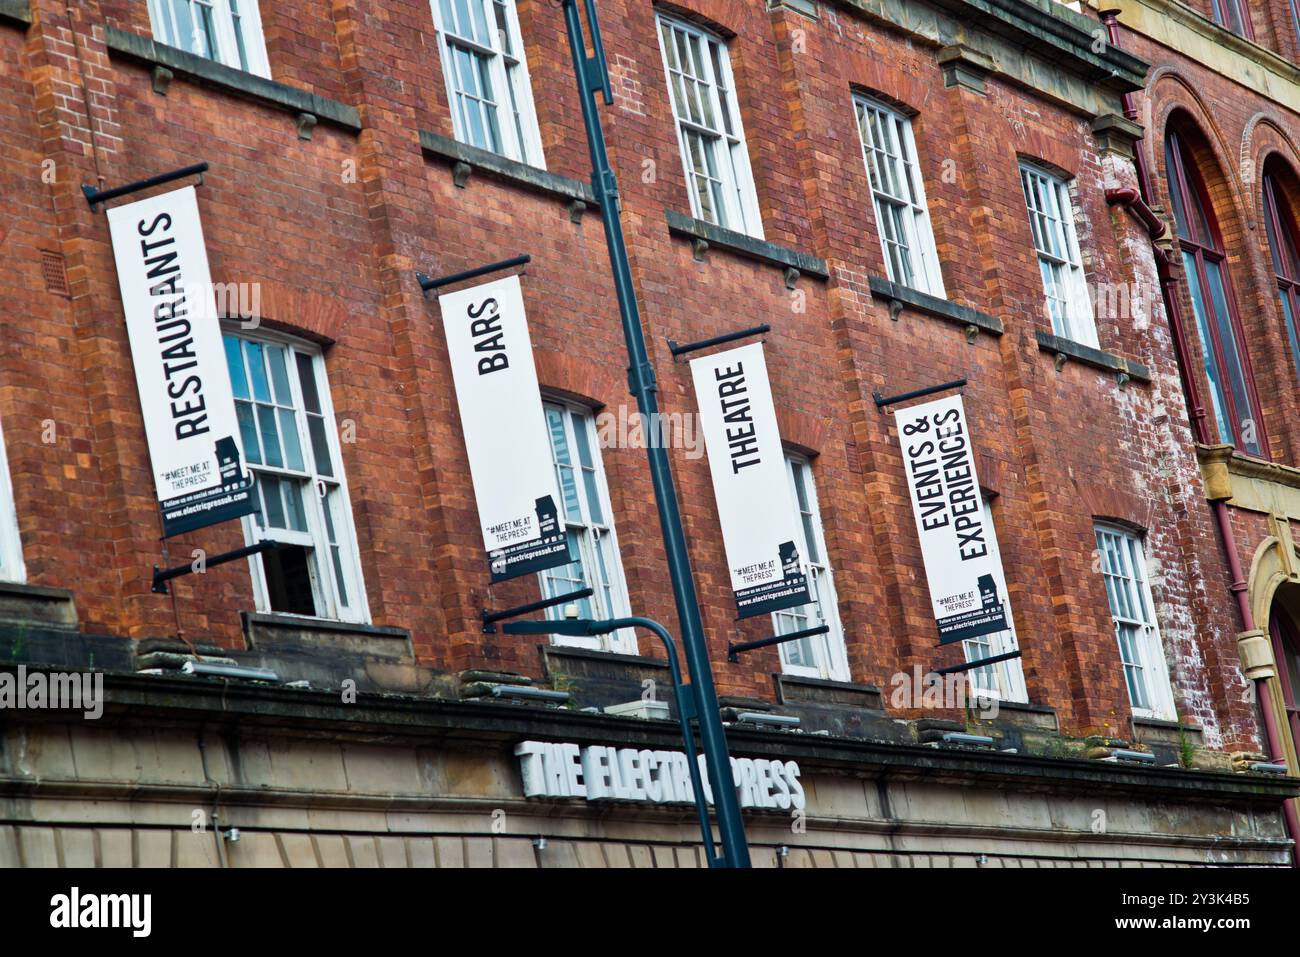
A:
[41,250,69,296]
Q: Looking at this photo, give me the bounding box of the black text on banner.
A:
[895,394,1010,644]
[438,275,569,582]
[105,186,255,538]
[690,342,811,619]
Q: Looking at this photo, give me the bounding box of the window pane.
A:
[260,473,286,528]
[546,407,582,521]
[236,402,260,464]
[267,344,292,405]
[224,336,249,399]
[1203,260,1259,455]
[1182,251,1234,446]
[246,341,271,403]
[296,353,323,413]
[256,405,283,469]
[570,413,604,525]
[304,417,332,478]
[279,408,304,472]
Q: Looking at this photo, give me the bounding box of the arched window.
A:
[1165,128,1264,457]
[1262,167,1300,389]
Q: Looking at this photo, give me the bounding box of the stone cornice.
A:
[1197,443,1300,514]
[11,666,1293,805]
[1107,0,1300,115]
[826,0,1148,115]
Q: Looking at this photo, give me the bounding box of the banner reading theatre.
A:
[690,342,810,619]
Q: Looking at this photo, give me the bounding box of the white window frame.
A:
[961,494,1027,703]
[224,327,370,624]
[771,453,850,682]
[147,0,270,78]
[1020,162,1098,347]
[853,95,945,298]
[1094,524,1176,720]
[655,13,763,238]
[430,0,546,168]
[0,417,25,583]
[538,399,635,655]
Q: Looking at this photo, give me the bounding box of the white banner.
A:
[895,394,1009,644]
[106,186,254,537]
[438,275,567,582]
[690,342,810,618]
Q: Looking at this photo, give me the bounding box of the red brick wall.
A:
[0,0,1269,750]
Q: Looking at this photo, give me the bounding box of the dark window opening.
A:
[262,545,316,616]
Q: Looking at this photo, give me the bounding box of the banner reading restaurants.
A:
[106,186,255,537]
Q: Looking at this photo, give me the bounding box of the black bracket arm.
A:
[873,378,967,411]
[668,324,771,360]
[83,162,209,212]
[417,254,530,294]
[152,539,281,595]
[934,649,1022,675]
[481,587,593,633]
[728,624,829,663]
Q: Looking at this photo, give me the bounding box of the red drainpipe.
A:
[1101,8,1299,865]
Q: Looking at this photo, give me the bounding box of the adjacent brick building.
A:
[0,0,1297,866]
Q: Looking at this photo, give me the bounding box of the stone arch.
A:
[1249,535,1295,633]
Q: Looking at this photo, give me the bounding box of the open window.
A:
[538,399,635,654]
[223,331,368,623]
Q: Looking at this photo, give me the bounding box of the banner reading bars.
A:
[895,393,1010,644]
[105,186,255,537]
[690,342,810,619]
[438,275,568,582]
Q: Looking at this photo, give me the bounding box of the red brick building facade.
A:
[0,0,1297,867]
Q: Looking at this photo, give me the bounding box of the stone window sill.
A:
[665,210,829,282]
[0,0,29,28]
[773,672,883,710]
[867,276,1003,335]
[240,610,411,659]
[419,130,596,216]
[0,580,78,630]
[1035,330,1151,383]
[104,27,361,133]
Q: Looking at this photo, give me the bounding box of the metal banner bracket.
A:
[417,254,531,294]
[873,377,967,411]
[728,624,830,663]
[83,162,209,212]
